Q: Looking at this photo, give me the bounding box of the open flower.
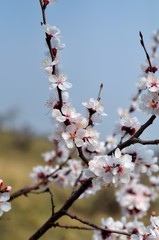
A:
[49,74,72,90]
[139,91,159,115]
[43,24,60,38]
[62,124,85,148]
[114,116,140,137]
[52,105,80,122]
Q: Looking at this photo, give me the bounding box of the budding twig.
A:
[65,212,130,237]
[108,115,156,155]
[139,31,153,72]
[97,83,103,101]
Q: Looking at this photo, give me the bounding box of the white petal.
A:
[115,148,121,158]
[0,202,11,212]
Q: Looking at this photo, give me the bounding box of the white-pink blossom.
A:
[49,74,72,90]
[29,165,56,189]
[43,57,59,75]
[62,124,85,148]
[83,98,107,124]
[45,91,69,109]
[114,116,140,137]
[86,148,134,186]
[116,179,157,219]
[123,144,159,176]
[43,23,60,38]
[0,179,11,217]
[52,105,80,122]
[139,91,159,116]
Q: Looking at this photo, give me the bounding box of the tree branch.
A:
[108,115,156,155]
[29,178,92,240]
[65,212,130,237]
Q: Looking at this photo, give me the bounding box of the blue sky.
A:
[1,1,159,139]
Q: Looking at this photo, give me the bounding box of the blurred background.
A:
[1,0,159,239]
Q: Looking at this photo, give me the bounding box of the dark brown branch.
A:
[10,158,69,201]
[29,178,92,240]
[65,212,130,237]
[77,147,89,165]
[47,188,55,215]
[39,0,47,24]
[108,115,156,155]
[131,138,159,145]
[97,83,103,101]
[10,183,39,201]
[139,31,153,72]
[54,222,95,231]
[133,115,156,138]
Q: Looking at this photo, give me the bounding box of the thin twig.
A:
[47,188,55,215]
[54,222,95,231]
[130,137,159,145]
[65,212,130,237]
[77,147,89,165]
[10,157,70,201]
[139,31,153,72]
[97,83,103,101]
[29,178,92,240]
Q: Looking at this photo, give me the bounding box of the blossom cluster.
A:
[137,52,159,115]
[26,1,159,239]
[93,215,159,240]
[84,148,134,186]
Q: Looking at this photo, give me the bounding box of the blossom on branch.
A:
[139,91,159,115]
[0,179,11,217]
[83,98,107,124]
[114,116,140,138]
[138,73,159,92]
[85,148,134,186]
[49,74,72,90]
[116,178,157,219]
[52,105,80,122]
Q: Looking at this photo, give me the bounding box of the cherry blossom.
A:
[150,175,159,189]
[114,116,140,137]
[41,150,56,162]
[43,24,60,38]
[123,144,159,176]
[115,179,157,219]
[52,105,80,122]
[43,56,59,75]
[85,148,134,186]
[62,124,85,148]
[83,98,107,124]
[141,58,158,75]
[93,217,125,240]
[0,179,11,217]
[50,37,65,50]
[146,73,159,92]
[45,91,69,109]
[138,73,159,92]
[49,73,72,90]
[139,91,159,116]
[149,216,159,239]
[29,165,56,189]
